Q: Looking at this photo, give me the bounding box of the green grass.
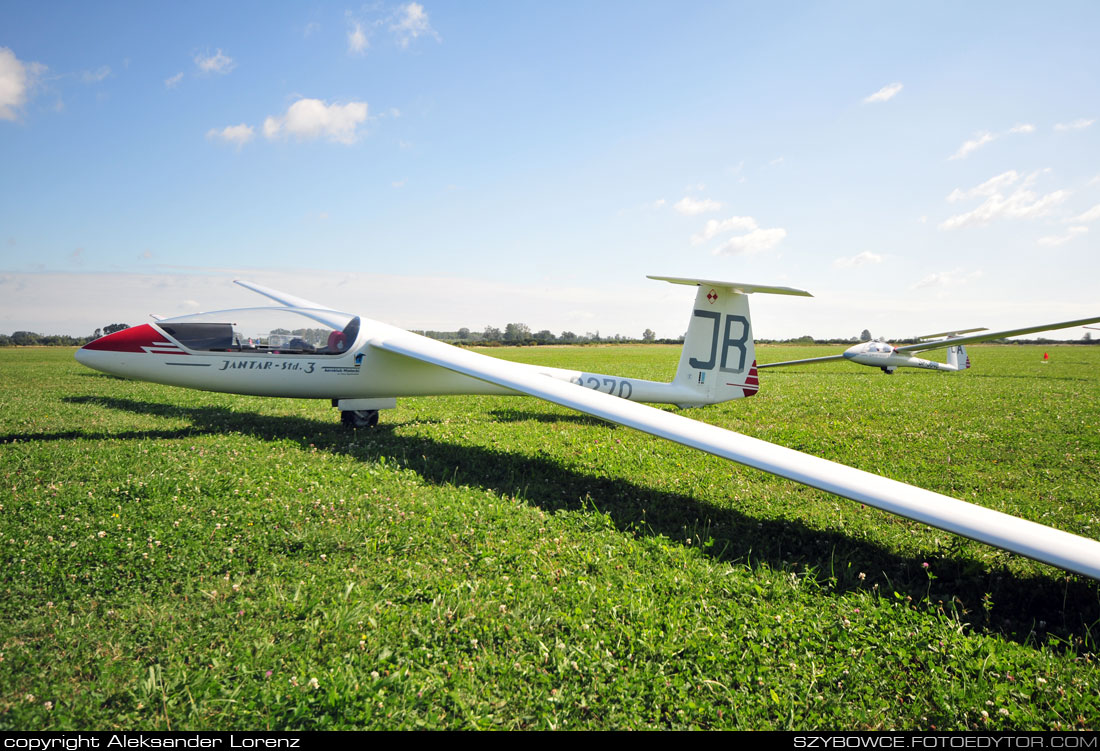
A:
[2,344,1099,730]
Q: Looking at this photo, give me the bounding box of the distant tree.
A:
[534,329,555,343]
[559,331,577,343]
[12,331,40,346]
[457,327,470,340]
[860,329,872,342]
[642,328,656,342]
[103,323,129,335]
[92,328,102,340]
[503,323,531,342]
[1085,332,1093,342]
[482,326,502,341]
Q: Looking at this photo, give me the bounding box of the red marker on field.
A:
[1042,352,1049,364]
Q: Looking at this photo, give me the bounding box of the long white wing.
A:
[758,354,847,369]
[371,326,1100,579]
[896,316,1100,353]
[234,280,351,331]
[234,280,335,311]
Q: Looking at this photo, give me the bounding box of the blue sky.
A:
[1,2,1097,340]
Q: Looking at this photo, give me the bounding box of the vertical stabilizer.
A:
[648,277,811,406]
[947,345,971,371]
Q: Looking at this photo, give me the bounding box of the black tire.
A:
[341,409,379,429]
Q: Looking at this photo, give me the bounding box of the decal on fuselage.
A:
[571,374,634,399]
[218,359,316,373]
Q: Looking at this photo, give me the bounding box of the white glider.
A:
[760,319,1100,374]
[73,276,1100,579]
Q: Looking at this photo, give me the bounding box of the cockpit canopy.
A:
[155,307,360,355]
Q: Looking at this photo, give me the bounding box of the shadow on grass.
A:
[57,394,1100,650]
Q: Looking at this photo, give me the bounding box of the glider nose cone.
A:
[74,324,161,376]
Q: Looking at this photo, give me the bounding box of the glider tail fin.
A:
[648,277,811,405]
[947,344,971,371]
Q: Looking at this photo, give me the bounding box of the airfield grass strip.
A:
[1,345,1099,729]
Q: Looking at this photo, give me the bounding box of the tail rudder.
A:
[649,276,810,405]
[947,344,971,371]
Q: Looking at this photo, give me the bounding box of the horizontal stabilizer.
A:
[648,276,812,297]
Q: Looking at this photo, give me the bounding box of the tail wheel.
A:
[340,409,379,429]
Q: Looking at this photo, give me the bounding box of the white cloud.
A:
[713,227,787,256]
[263,98,368,144]
[391,2,440,47]
[1008,123,1036,134]
[81,66,111,84]
[1054,118,1094,132]
[304,22,321,37]
[833,251,883,268]
[165,72,184,89]
[941,170,1069,230]
[946,170,1020,202]
[348,21,368,54]
[912,268,982,290]
[0,47,44,121]
[206,123,255,148]
[653,198,666,208]
[1038,226,1088,247]
[1074,203,1100,223]
[691,216,757,245]
[863,82,902,103]
[674,196,721,215]
[949,131,996,160]
[195,49,235,75]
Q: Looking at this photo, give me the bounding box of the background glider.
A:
[759,318,1100,374]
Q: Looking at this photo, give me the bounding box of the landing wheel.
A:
[340,409,379,429]
[880,367,894,375]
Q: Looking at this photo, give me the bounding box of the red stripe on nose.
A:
[81,324,165,353]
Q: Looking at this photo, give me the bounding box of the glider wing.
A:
[370,326,1100,579]
[896,316,1100,353]
[757,354,847,369]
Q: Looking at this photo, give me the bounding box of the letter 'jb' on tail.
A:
[649,276,812,407]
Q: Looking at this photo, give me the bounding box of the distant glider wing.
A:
[896,316,1100,353]
[757,354,847,369]
[370,327,1100,579]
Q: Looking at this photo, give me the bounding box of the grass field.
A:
[2,343,1099,730]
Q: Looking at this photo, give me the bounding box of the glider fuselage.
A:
[841,341,961,372]
[75,316,713,406]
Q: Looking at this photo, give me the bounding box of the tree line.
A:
[0,323,129,347]
[412,324,677,346]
